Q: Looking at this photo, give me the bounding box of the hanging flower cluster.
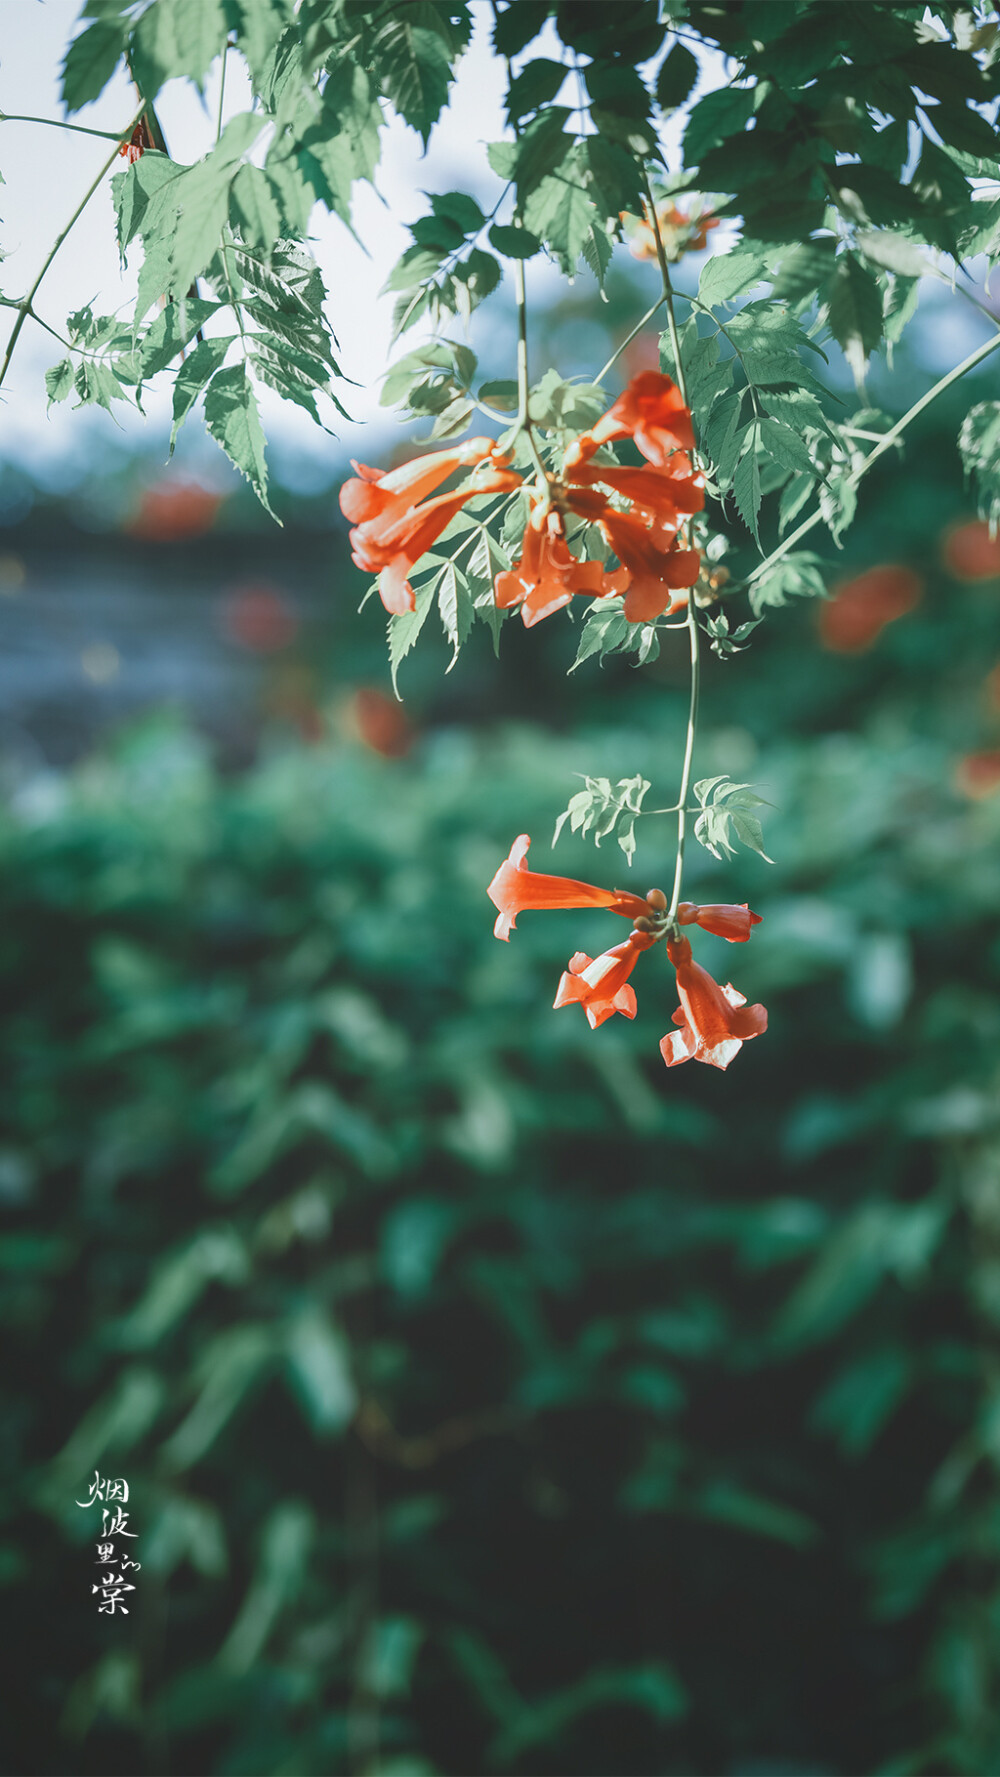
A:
[497,372,704,627]
[488,835,767,1071]
[339,438,521,614]
[622,201,719,263]
[338,374,703,626]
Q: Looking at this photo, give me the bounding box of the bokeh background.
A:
[4,7,1000,1776]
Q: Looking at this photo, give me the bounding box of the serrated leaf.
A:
[771,238,838,305]
[699,247,771,307]
[437,562,473,667]
[510,109,573,203]
[372,19,454,145]
[230,165,283,253]
[139,298,221,380]
[958,400,1000,527]
[826,252,885,389]
[203,362,275,516]
[656,44,698,111]
[684,86,755,165]
[748,551,827,616]
[505,56,567,122]
[759,416,815,477]
[74,359,129,415]
[581,223,613,293]
[113,153,181,260]
[130,0,228,96]
[569,601,631,672]
[856,231,929,279]
[388,575,437,695]
[61,17,125,111]
[523,154,596,276]
[44,358,75,408]
[732,432,762,545]
[168,334,235,452]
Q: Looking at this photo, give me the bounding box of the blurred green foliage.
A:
[2,540,1000,1773]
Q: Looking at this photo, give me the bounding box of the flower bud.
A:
[646,888,667,911]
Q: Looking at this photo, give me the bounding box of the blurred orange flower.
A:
[347,687,415,758]
[623,202,719,263]
[221,584,298,653]
[819,564,923,652]
[126,481,225,541]
[941,519,1000,582]
[955,749,1000,799]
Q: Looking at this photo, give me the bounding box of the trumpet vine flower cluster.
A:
[338,373,703,626]
[488,836,767,1072]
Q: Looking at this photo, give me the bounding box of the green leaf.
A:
[437,561,473,667]
[856,230,929,279]
[203,361,275,516]
[748,551,827,616]
[581,222,613,292]
[139,298,221,380]
[61,17,126,111]
[428,190,485,234]
[74,359,130,415]
[488,224,541,259]
[168,334,235,451]
[698,246,771,307]
[758,415,815,477]
[130,0,228,96]
[522,152,596,276]
[771,238,838,306]
[732,431,762,545]
[388,575,437,696]
[958,400,1000,527]
[569,601,632,672]
[510,109,573,203]
[683,85,755,165]
[824,250,880,385]
[230,165,283,253]
[112,152,181,259]
[371,19,454,146]
[656,44,698,111]
[505,57,567,122]
[44,358,75,408]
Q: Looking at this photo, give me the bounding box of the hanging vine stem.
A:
[639,167,701,927]
[747,328,1000,590]
[0,99,148,394]
[513,257,554,488]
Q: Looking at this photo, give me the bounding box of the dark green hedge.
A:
[2,661,999,1775]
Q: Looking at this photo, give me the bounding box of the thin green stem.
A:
[641,165,700,920]
[596,294,667,385]
[0,100,147,394]
[0,113,124,141]
[667,600,700,924]
[513,258,552,486]
[747,329,1000,587]
[641,167,688,408]
[215,42,229,144]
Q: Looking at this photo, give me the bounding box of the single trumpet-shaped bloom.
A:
[339,441,521,615]
[677,902,762,942]
[566,373,695,470]
[494,509,609,628]
[660,935,767,1070]
[554,931,657,1028]
[488,834,647,940]
[599,509,701,623]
